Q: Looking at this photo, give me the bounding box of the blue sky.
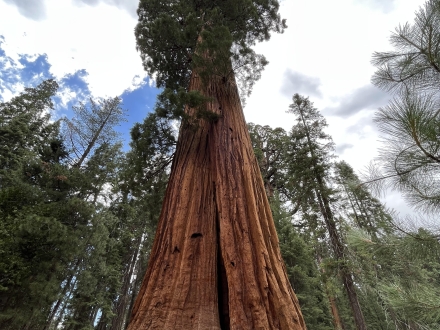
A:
[0,35,160,149]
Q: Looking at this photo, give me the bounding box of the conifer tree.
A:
[286,94,366,330]
[98,112,175,330]
[0,80,91,329]
[62,97,126,168]
[127,1,306,329]
[247,123,334,329]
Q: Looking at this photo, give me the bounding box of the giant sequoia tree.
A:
[127,1,306,329]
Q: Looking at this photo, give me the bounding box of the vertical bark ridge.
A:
[127,69,306,329]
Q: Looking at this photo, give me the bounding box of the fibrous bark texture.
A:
[127,71,306,329]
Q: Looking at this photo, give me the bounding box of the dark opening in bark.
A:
[216,205,230,329]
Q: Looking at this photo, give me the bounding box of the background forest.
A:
[1,0,440,330]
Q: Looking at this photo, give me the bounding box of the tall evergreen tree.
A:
[0,80,134,330]
[247,123,334,329]
[0,80,90,329]
[62,97,126,168]
[286,94,367,330]
[128,1,306,329]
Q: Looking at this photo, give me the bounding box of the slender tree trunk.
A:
[110,243,141,330]
[127,69,306,329]
[53,277,78,329]
[124,247,147,330]
[318,255,345,330]
[45,259,81,330]
[315,185,367,330]
[328,294,344,330]
[297,108,367,330]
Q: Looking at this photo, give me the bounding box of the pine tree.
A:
[60,143,125,330]
[247,123,334,329]
[127,1,306,328]
[369,0,440,213]
[286,94,367,330]
[62,97,126,168]
[333,161,398,329]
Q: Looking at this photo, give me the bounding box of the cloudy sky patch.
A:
[324,84,390,118]
[335,143,354,155]
[355,0,397,14]
[2,0,47,20]
[0,39,159,150]
[281,70,322,99]
[0,37,53,101]
[73,0,137,17]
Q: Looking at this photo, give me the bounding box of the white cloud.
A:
[2,0,47,20]
[0,0,144,98]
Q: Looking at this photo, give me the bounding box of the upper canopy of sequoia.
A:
[135,0,286,93]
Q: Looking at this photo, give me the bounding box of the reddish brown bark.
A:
[126,70,306,329]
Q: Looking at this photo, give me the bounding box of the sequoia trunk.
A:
[127,70,306,329]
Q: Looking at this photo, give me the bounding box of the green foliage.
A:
[155,87,214,120]
[0,79,58,173]
[89,112,174,330]
[135,0,285,116]
[348,227,440,329]
[0,80,133,330]
[365,2,440,325]
[0,80,94,329]
[270,194,333,330]
[334,161,393,237]
[370,0,440,214]
[248,123,291,199]
[371,0,440,94]
[285,94,336,232]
